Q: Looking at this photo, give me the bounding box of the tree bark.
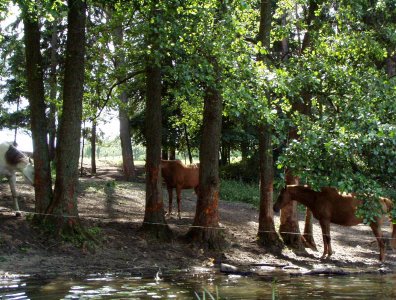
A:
[112,20,135,181]
[141,63,171,239]
[91,120,97,174]
[278,0,318,250]
[256,0,283,251]
[184,124,193,164]
[186,80,224,249]
[119,91,136,180]
[21,3,53,216]
[257,124,283,250]
[279,170,305,250]
[48,20,58,161]
[386,48,395,78]
[46,0,86,234]
[141,2,171,238]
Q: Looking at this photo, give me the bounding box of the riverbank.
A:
[1,164,395,279]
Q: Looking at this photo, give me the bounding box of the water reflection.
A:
[1,272,396,299]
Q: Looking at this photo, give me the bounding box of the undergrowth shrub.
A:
[220,179,260,207]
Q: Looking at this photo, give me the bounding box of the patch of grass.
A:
[60,226,102,252]
[194,287,219,300]
[220,179,260,207]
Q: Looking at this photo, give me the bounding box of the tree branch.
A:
[92,69,144,121]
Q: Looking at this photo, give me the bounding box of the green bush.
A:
[220,159,259,183]
[220,179,260,207]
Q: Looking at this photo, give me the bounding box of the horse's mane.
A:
[5,144,28,165]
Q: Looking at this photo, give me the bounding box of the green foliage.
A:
[272,0,396,220]
[220,179,260,207]
[220,159,259,184]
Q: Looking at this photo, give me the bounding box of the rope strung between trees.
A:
[2,208,396,241]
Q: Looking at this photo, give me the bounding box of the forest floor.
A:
[1,160,395,279]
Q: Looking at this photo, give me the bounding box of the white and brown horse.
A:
[0,142,34,216]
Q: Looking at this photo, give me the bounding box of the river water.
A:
[1,271,395,299]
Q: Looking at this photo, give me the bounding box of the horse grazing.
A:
[161,160,199,219]
[0,142,34,216]
[273,185,396,261]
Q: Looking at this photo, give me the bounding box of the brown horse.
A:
[161,160,199,219]
[273,185,396,261]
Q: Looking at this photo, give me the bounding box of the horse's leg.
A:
[319,220,331,259]
[176,186,182,220]
[167,187,173,215]
[370,221,385,261]
[8,174,21,217]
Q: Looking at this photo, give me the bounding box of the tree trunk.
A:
[119,91,136,180]
[162,147,169,160]
[140,1,171,237]
[256,0,283,251]
[169,147,176,160]
[186,82,224,249]
[279,170,305,250]
[386,48,395,78]
[48,20,58,161]
[21,3,53,217]
[91,120,97,174]
[46,0,86,234]
[257,124,283,250]
[80,123,85,176]
[302,209,317,250]
[241,140,249,161]
[278,0,318,250]
[112,21,135,181]
[184,124,193,164]
[141,63,171,239]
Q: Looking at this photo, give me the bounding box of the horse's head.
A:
[21,159,34,185]
[273,187,291,213]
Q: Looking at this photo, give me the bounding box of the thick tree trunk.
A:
[279,170,305,250]
[278,0,318,250]
[257,124,282,250]
[256,0,282,251]
[186,83,224,249]
[22,5,53,216]
[46,0,86,233]
[48,20,58,161]
[91,120,97,174]
[141,64,171,239]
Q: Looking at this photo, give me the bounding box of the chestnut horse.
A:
[0,142,34,216]
[273,185,396,261]
[161,160,199,219]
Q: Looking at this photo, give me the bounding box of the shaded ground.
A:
[1,162,395,279]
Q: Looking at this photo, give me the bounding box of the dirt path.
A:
[1,164,395,278]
